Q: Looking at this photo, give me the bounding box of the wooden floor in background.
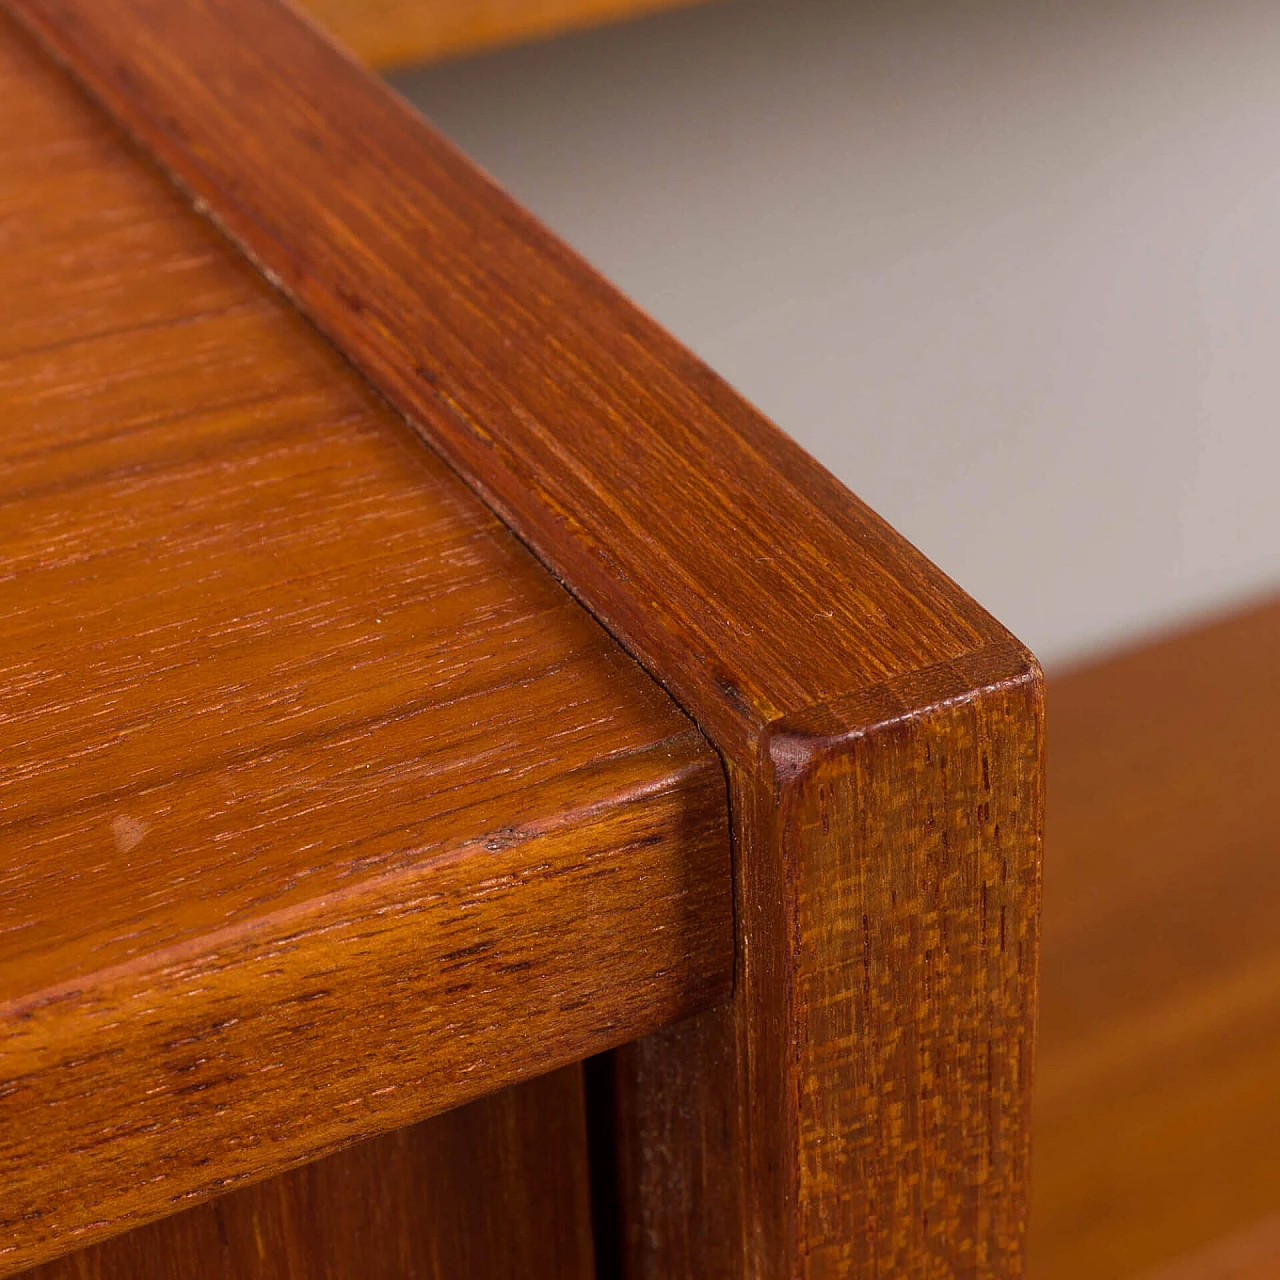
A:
[297,0,708,67]
[1030,595,1280,1280]
[1133,1216,1280,1280]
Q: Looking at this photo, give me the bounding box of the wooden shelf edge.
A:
[0,743,731,1275]
[0,3,1045,1273]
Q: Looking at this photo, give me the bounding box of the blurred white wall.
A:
[390,0,1280,669]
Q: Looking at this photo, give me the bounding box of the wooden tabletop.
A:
[0,13,731,1270]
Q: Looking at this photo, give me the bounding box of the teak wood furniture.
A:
[0,1,1046,1276]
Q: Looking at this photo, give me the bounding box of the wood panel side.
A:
[18,1065,595,1280]
[611,648,1044,1279]
[781,662,1043,1278]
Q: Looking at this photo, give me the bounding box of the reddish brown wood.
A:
[0,16,730,1273]
[611,649,1042,1277]
[1131,1214,1280,1280]
[1031,597,1280,1280]
[0,0,1009,766]
[17,1066,595,1280]
[0,2,1046,1274]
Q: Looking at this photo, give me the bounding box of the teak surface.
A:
[296,0,706,68]
[3,0,1015,763]
[1029,596,1280,1280]
[17,1066,595,1280]
[1,1,1046,1275]
[0,15,731,1272]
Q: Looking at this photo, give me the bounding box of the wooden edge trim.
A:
[0,743,731,1276]
[0,3,1046,1274]
[764,640,1040,778]
[0,0,1010,761]
[769,650,1043,1278]
[605,649,1043,1277]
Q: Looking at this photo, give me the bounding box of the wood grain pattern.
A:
[0,3,1046,1274]
[11,1065,591,1278]
[0,17,731,1273]
[0,0,1011,766]
[0,5,1039,1274]
[611,648,1043,1278]
[17,1065,595,1280]
[296,0,707,69]
[1029,596,1280,1280]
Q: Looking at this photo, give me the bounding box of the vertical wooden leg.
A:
[18,1064,595,1280]
[607,655,1044,1279]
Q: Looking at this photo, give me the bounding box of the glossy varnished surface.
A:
[1030,597,1280,1279]
[2,0,1012,762]
[0,15,731,1272]
[18,1066,596,1280]
[0,1,1045,1274]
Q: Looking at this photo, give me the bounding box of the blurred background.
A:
[318,1,1278,1276]
[384,0,1280,673]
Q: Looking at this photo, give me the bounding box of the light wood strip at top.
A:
[297,0,709,69]
[0,13,731,1272]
